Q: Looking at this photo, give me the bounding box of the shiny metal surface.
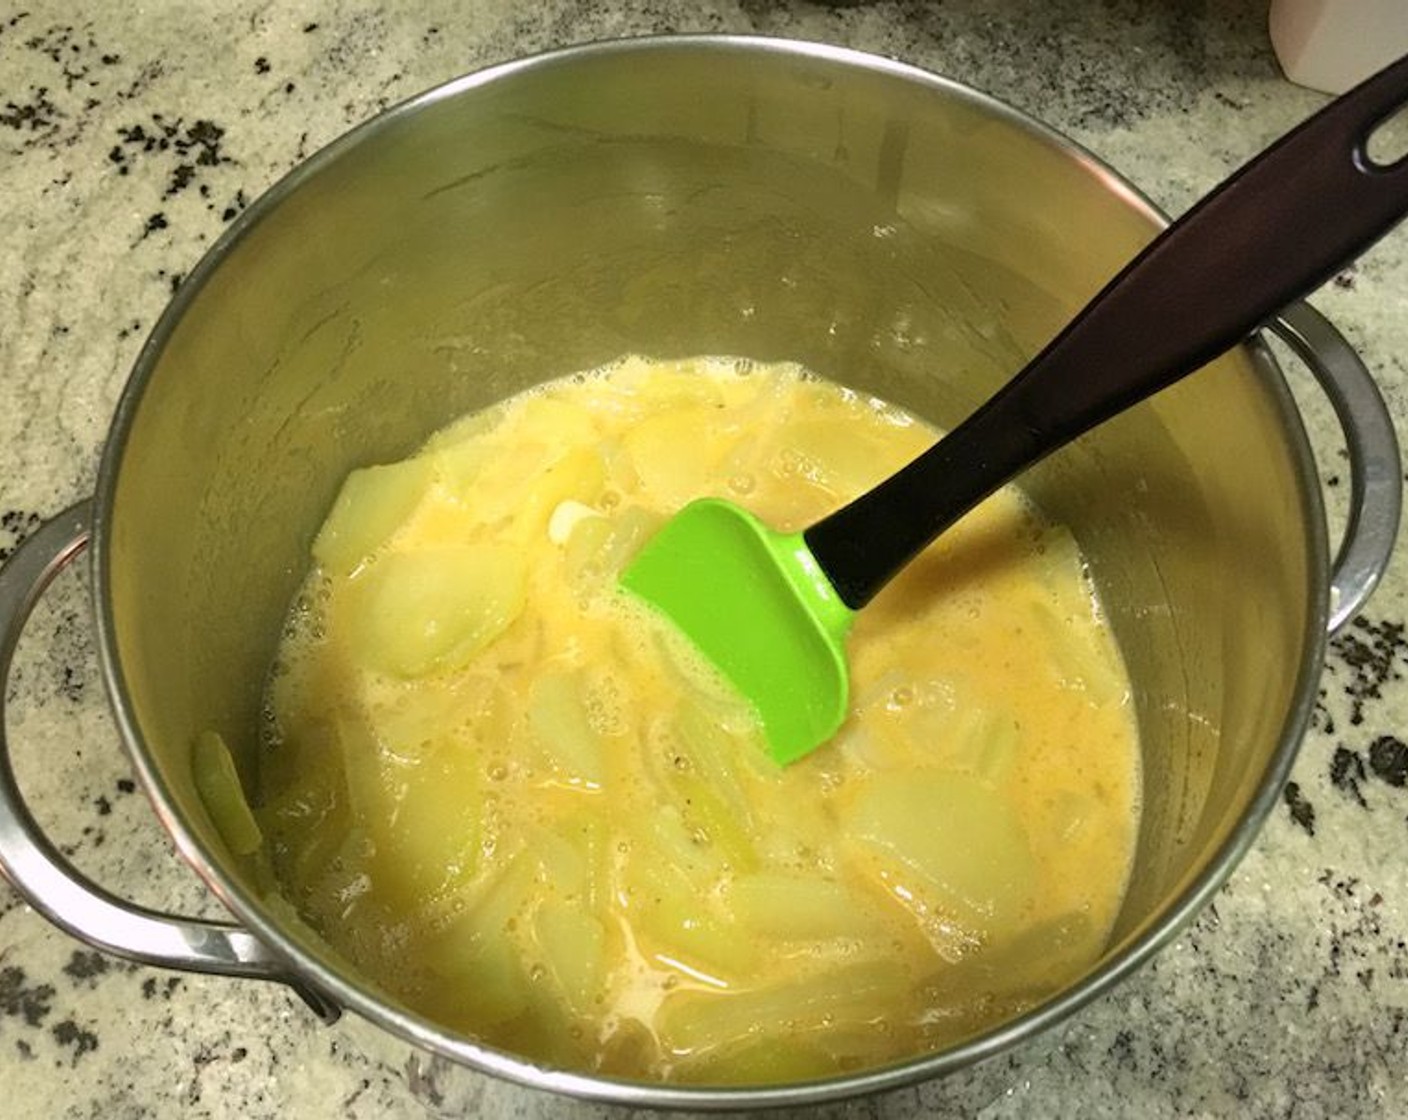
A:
[0,35,1389,1108]
[1268,301,1403,634]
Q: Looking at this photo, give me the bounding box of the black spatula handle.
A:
[807,52,1408,610]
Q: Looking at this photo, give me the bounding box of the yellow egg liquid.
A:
[255,357,1141,1083]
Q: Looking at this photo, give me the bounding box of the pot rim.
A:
[90,33,1330,1109]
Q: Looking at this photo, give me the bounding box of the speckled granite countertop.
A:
[2,2,1406,1117]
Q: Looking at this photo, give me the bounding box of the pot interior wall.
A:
[105,42,1317,1036]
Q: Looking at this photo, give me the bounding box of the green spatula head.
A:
[620,498,854,765]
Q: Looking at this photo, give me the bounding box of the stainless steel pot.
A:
[0,36,1400,1109]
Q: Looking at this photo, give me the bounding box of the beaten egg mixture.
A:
[205,357,1140,1083]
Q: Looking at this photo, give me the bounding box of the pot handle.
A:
[1268,300,1402,636]
[0,499,339,1020]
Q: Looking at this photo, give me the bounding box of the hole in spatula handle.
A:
[1363,85,1408,167]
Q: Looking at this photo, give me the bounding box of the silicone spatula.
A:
[622,51,1408,765]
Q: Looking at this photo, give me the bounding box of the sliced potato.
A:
[299,826,376,927]
[418,400,509,454]
[312,458,434,575]
[845,771,1036,938]
[941,704,1022,786]
[427,924,530,1027]
[423,849,539,1023]
[640,710,760,874]
[369,741,480,912]
[679,783,759,875]
[364,675,483,762]
[674,776,759,874]
[595,505,661,579]
[515,394,599,448]
[559,511,612,594]
[530,819,593,901]
[433,438,554,525]
[330,712,385,827]
[192,730,262,856]
[516,448,606,540]
[627,842,755,980]
[728,873,874,941]
[656,958,909,1056]
[256,732,348,894]
[340,544,526,678]
[1031,597,1125,706]
[427,437,493,500]
[528,669,605,789]
[778,416,888,498]
[537,811,609,910]
[672,702,759,816]
[622,405,733,510]
[619,360,727,411]
[534,900,607,1017]
[639,803,728,887]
